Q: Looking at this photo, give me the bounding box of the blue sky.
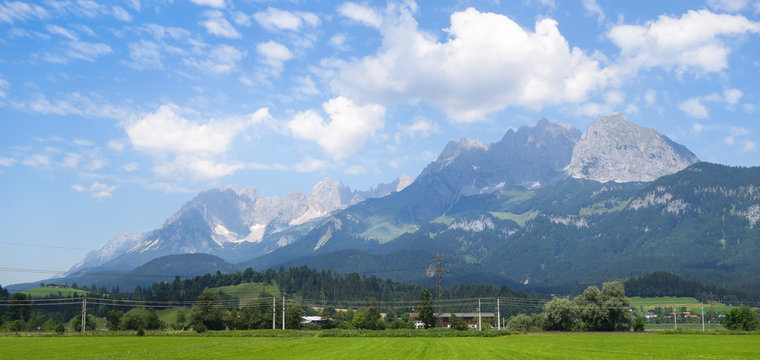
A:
[1,0,760,286]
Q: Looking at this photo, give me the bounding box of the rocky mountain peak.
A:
[566,113,699,183]
[437,137,488,165]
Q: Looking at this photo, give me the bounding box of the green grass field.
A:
[630,296,733,313]
[22,287,89,298]
[210,282,280,303]
[2,333,759,359]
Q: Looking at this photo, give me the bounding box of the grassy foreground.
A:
[2,333,760,359]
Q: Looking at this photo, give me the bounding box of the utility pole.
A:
[497,298,501,330]
[282,296,285,330]
[272,296,276,330]
[478,298,482,331]
[81,297,87,333]
[673,306,677,330]
[431,252,447,311]
[701,303,705,333]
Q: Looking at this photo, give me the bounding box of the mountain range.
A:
[17,113,760,295]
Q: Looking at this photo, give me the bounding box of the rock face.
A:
[419,118,582,195]
[69,176,412,273]
[67,232,145,274]
[566,113,699,183]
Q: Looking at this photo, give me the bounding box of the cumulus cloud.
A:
[338,2,384,28]
[679,97,713,118]
[125,104,271,180]
[72,182,119,200]
[256,40,293,72]
[402,117,438,138]
[332,6,612,122]
[608,10,760,76]
[200,10,240,38]
[289,96,385,159]
[678,89,743,118]
[253,7,319,32]
[0,1,49,24]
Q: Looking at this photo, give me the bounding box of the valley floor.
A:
[2,332,759,359]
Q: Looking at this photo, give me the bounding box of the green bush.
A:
[136,327,145,336]
[723,306,760,331]
[55,323,65,335]
[506,314,535,333]
[633,317,645,332]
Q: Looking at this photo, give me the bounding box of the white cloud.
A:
[644,90,656,106]
[0,75,8,98]
[403,117,438,138]
[724,88,743,106]
[725,136,736,145]
[46,24,77,40]
[257,40,293,71]
[42,40,113,63]
[332,6,612,122]
[61,152,82,168]
[338,2,384,28]
[72,182,119,200]
[253,7,319,32]
[108,139,125,152]
[707,0,750,11]
[292,76,319,96]
[128,40,163,69]
[126,104,250,155]
[289,96,385,159]
[329,34,348,50]
[200,10,240,38]
[154,158,243,181]
[743,140,756,152]
[295,157,326,172]
[73,138,94,147]
[186,44,244,73]
[125,104,269,180]
[678,90,744,118]
[0,156,15,166]
[111,5,132,22]
[0,1,49,24]
[122,162,139,172]
[22,154,51,168]
[608,10,760,76]
[12,93,131,120]
[190,0,225,8]
[582,0,605,24]
[679,97,710,118]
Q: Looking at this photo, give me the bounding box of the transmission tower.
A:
[431,252,447,307]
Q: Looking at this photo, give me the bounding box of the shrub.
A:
[723,306,760,331]
[55,323,65,334]
[506,314,535,333]
[633,316,645,332]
